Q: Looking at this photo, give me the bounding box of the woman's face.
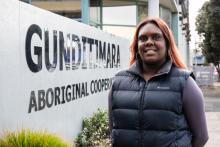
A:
[137,23,167,65]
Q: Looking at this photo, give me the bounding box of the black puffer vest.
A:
[111,60,192,147]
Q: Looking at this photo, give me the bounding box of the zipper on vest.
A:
[139,81,147,147]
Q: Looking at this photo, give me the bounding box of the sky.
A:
[189,0,209,50]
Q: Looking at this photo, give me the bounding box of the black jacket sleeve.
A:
[108,87,113,133]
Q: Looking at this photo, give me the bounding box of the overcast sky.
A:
[189,0,208,50]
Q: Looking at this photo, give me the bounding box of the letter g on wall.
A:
[25,24,42,73]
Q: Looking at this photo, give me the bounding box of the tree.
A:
[195,0,220,75]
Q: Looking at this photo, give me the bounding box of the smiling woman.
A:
[108,17,209,147]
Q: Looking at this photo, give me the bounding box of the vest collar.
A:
[128,59,172,80]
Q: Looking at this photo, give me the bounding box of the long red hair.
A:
[130,17,186,69]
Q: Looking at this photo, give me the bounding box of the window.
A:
[102,0,136,40]
[90,0,102,28]
[137,2,148,23]
[103,5,136,25]
[160,6,172,28]
[31,0,82,20]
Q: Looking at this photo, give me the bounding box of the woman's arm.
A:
[182,77,209,147]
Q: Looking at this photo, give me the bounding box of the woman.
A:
[108,18,208,147]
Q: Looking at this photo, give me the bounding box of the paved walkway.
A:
[202,82,220,147]
[205,112,220,147]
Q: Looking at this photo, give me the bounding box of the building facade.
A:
[21,0,190,67]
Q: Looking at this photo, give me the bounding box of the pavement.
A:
[201,82,220,147]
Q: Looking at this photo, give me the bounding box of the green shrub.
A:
[75,109,110,147]
[0,129,71,147]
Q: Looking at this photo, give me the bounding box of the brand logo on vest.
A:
[157,86,170,90]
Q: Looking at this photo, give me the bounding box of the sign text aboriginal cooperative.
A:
[25,24,120,113]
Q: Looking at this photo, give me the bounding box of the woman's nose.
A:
[145,38,154,46]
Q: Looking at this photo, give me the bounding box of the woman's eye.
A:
[152,34,162,41]
[139,36,147,42]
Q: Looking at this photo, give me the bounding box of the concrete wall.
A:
[0,0,130,141]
